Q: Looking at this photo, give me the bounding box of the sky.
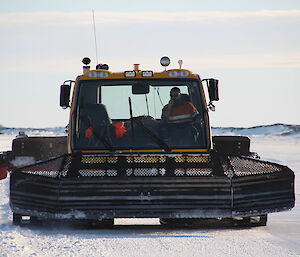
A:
[0,0,300,128]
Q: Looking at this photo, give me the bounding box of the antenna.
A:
[92,10,99,64]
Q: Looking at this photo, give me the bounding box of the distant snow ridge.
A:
[0,124,299,137]
[212,124,300,137]
[0,126,66,137]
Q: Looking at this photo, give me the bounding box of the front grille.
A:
[75,153,214,178]
[10,152,294,219]
[229,156,282,176]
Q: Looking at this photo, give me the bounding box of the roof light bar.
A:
[142,71,153,77]
[124,71,136,77]
[168,70,190,77]
[88,71,109,78]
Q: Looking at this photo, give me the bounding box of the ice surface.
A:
[0,125,299,256]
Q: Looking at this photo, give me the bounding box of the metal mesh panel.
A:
[230,156,282,176]
[174,155,210,163]
[20,170,59,177]
[107,157,118,163]
[159,168,166,176]
[78,169,118,177]
[174,168,185,176]
[126,157,133,163]
[81,156,106,164]
[174,168,212,176]
[82,154,210,164]
[134,156,158,163]
[125,168,166,176]
[159,156,167,163]
[133,168,159,176]
[174,156,185,163]
[126,156,167,163]
[79,169,105,176]
[19,156,64,178]
[81,156,118,164]
[77,154,214,177]
[186,168,212,176]
[61,155,72,177]
[126,168,133,176]
[186,155,210,163]
[107,169,118,176]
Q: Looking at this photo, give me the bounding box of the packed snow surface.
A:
[0,124,299,256]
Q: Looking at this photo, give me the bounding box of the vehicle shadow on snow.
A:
[7,219,258,238]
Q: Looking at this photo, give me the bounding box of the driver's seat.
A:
[79,103,112,147]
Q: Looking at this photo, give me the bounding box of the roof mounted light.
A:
[96,64,109,70]
[133,64,140,72]
[160,56,170,71]
[82,57,91,65]
[178,60,183,69]
[82,57,91,74]
[88,71,109,78]
[124,71,136,77]
[168,70,190,77]
[142,71,153,77]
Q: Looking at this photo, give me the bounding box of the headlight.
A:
[142,71,153,77]
[124,71,136,77]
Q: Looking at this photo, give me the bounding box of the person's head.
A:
[170,87,181,101]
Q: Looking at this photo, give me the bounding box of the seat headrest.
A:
[181,94,191,102]
[81,103,111,126]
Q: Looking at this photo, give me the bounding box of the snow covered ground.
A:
[0,125,299,257]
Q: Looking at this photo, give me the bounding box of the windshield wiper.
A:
[128,97,170,152]
[91,128,115,152]
[131,117,171,152]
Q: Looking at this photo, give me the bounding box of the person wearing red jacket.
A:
[160,87,202,145]
[161,87,198,123]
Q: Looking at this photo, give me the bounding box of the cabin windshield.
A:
[73,79,207,150]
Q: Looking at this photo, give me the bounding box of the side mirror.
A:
[206,79,219,102]
[132,82,150,94]
[60,84,71,108]
[202,78,219,111]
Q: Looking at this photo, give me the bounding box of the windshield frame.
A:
[70,78,209,152]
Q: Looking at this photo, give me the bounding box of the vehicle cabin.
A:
[60,57,219,154]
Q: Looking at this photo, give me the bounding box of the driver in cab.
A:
[161,87,199,124]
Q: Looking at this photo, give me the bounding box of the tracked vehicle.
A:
[5,57,295,227]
